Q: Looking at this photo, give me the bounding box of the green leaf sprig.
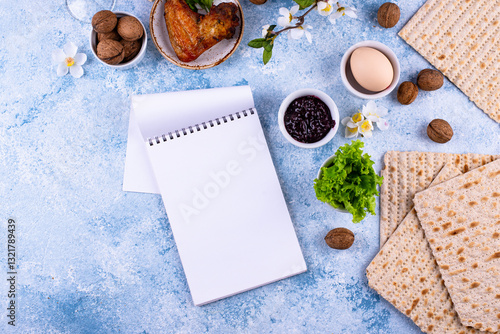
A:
[185,0,213,13]
[248,4,316,65]
[314,140,383,223]
[248,1,358,64]
[295,0,315,10]
[248,25,277,64]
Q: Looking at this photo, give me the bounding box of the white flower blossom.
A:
[329,2,357,24]
[288,24,312,43]
[359,119,374,137]
[317,0,335,16]
[341,109,381,138]
[342,101,389,138]
[361,100,389,131]
[262,24,271,38]
[52,42,87,78]
[341,112,364,138]
[278,5,299,27]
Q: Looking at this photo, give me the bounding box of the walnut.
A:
[92,10,117,33]
[117,16,144,41]
[97,30,121,42]
[96,39,124,65]
[427,119,453,143]
[397,81,419,105]
[325,228,355,250]
[377,3,400,28]
[249,0,267,4]
[120,39,142,63]
[417,69,444,91]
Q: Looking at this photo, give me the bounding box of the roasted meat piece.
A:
[164,0,239,63]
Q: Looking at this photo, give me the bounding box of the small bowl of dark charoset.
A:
[278,89,339,148]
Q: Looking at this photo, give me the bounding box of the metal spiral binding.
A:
[148,108,255,146]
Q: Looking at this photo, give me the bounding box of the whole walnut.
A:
[98,30,121,42]
[377,3,400,28]
[121,39,142,62]
[97,39,124,65]
[427,119,453,143]
[92,10,117,33]
[117,16,144,41]
[325,228,355,250]
[417,69,444,91]
[397,81,419,105]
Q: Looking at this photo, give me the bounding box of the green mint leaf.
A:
[263,48,273,65]
[293,0,315,10]
[248,38,266,48]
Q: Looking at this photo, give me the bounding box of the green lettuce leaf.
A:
[313,140,383,223]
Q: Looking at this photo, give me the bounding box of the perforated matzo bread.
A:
[380,151,498,248]
[399,0,500,123]
[367,165,484,334]
[414,159,500,332]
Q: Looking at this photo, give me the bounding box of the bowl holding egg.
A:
[340,40,400,99]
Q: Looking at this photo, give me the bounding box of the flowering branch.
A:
[248,1,357,64]
[274,5,317,35]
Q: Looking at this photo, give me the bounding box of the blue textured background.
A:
[1,0,499,333]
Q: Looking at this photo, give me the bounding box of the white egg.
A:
[350,47,394,92]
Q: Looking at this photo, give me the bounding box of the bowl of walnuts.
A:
[90,10,147,69]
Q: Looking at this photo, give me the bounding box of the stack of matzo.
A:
[413,159,500,332]
[367,165,477,333]
[380,151,498,247]
[399,0,500,123]
[368,151,499,333]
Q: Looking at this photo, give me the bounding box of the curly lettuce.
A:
[314,140,383,223]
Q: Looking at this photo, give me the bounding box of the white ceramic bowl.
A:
[278,89,339,149]
[316,154,348,213]
[340,40,400,99]
[89,11,147,70]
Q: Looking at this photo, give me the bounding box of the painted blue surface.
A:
[1,0,499,333]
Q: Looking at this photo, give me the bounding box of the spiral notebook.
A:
[129,87,307,306]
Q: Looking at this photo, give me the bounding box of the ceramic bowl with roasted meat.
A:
[150,0,244,70]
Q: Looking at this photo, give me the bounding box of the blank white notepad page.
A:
[144,109,306,306]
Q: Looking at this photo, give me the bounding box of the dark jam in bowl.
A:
[284,95,336,144]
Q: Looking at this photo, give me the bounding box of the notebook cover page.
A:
[123,86,255,194]
[146,110,307,305]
